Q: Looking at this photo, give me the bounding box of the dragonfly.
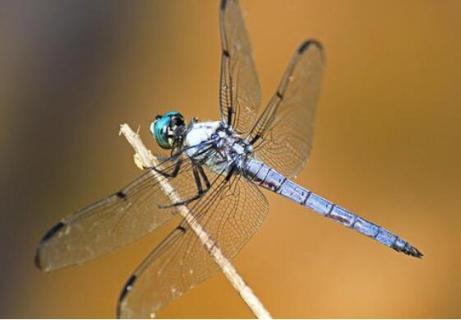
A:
[36,0,422,318]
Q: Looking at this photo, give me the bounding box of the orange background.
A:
[1,0,460,317]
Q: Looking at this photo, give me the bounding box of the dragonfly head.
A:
[150,111,185,149]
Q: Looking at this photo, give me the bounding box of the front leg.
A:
[160,164,211,208]
[152,158,183,178]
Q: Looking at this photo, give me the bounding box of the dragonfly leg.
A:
[197,165,211,189]
[151,158,183,178]
[159,164,211,208]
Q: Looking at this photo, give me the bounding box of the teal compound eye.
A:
[150,111,184,149]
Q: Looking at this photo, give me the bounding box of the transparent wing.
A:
[35,154,204,272]
[249,40,324,178]
[220,0,261,134]
[117,170,268,318]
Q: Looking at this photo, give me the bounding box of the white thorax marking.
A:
[184,121,221,158]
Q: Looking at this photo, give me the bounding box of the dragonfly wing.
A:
[36,155,200,272]
[220,0,261,134]
[250,40,325,178]
[117,170,268,318]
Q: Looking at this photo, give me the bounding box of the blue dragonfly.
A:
[36,0,422,317]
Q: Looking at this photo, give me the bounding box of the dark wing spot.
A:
[36,221,66,270]
[119,275,138,303]
[297,39,323,54]
[40,221,65,243]
[222,49,230,58]
[220,0,228,11]
[116,191,127,200]
[250,134,260,145]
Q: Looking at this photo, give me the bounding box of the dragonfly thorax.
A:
[184,120,253,173]
[184,121,220,155]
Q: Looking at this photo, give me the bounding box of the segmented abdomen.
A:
[243,158,422,258]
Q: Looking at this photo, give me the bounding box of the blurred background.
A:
[1,0,461,317]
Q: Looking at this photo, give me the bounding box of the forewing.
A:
[220,0,261,134]
[36,156,200,272]
[250,40,324,178]
[117,171,268,318]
